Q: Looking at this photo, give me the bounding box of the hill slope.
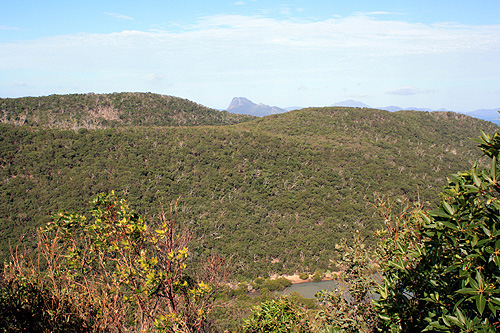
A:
[0,102,498,278]
[0,92,255,129]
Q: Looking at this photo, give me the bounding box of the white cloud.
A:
[144,73,164,83]
[234,1,245,5]
[0,25,21,31]
[346,94,371,99]
[105,12,134,21]
[279,7,292,15]
[1,14,499,110]
[386,87,432,96]
[2,15,499,75]
[187,15,500,54]
[355,11,404,16]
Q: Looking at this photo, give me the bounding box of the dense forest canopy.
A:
[0,92,255,129]
[0,93,498,278]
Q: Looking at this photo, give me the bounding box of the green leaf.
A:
[421,212,432,224]
[481,130,490,142]
[442,201,455,215]
[476,294,486,315]
[470,278,479,290]
[379,285,388,299]
[430,209,451,219]
[471,234,478,247]
[487,301,497,316]
[456,287,476,295]
[463,184,479,192]
[491,156,498,180]
[472,171,482,188]
[476,271,484,288]
[456,308,465,325]
[482,225,492,237]
[441,221,459,231]
[443,315,461,327]
[378,314,391,321]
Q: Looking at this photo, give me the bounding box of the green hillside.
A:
[0,92,255,129]
[0,95,498,278]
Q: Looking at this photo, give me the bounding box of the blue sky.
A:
[1,0,499,111]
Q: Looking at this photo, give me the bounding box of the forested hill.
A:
[0,92,256,129]
[1,102,498,278]
[239,107,491,148]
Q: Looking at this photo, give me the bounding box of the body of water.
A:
[283,280,340,299]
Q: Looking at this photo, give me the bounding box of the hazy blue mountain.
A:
[331,99,370,108]
[466,108,500,121]
[379,106,452,112]
[284,106,303,111]
[403,107,436,112]
[379,106,403,112]
[331,101,448,113]
[226,97,287,116]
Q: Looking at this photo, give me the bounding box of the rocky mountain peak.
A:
[227,97,256,110]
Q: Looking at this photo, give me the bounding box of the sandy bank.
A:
[272,273,340,285]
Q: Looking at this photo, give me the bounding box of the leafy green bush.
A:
[261,277,292,291]
[299,273,309,280]
[254,277,265,285]
[229,283,250,297]
[375,131,500,332]
[313,235,378,332]
[242,296,310,332]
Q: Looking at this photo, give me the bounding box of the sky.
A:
[1,0,500,112]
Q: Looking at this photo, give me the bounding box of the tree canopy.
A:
[1,94,498,278]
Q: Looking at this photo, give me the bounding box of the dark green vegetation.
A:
[242,297,310,332]
[0,92,255,129]
[239,130,500,331]
[375,131,500,332]
[0,93,498,279]
[1,122,500,331]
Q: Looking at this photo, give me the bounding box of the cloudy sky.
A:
[1,0,499,111]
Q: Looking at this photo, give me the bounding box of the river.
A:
[283,280,340,299]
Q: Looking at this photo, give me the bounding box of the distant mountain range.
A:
[226,97,500,122]
[466,108,500,121]
[330,99,371,108]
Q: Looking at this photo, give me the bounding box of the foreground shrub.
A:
[2,192,226,332]
[375,131,500,332]
[313,235,378,333]
[0,272,92,332]
[242,296,310,332]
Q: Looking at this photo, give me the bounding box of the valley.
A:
[1,92,497,278]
